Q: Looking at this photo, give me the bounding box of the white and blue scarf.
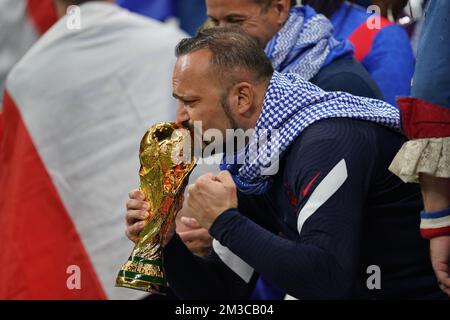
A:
[220,72,400,195]
[264,5,353,80]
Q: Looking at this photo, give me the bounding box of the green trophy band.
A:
[116,122,196,294]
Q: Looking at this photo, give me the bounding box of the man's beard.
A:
[202,93,241,156]
[220,92,239,131]
[184,92,242,158]
[181,93,237,135]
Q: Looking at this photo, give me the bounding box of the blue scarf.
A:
[220,72,400,195]
[264,5,353,80]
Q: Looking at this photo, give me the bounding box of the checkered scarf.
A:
[220,72,401,195]
[264,5,353,80]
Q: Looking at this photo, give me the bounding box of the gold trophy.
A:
[116,122,196,294]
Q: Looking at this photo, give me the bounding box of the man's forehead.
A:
[173,51,216,95]
[172,75,200,98]
[206,0,258,17]
[175,50,212,75]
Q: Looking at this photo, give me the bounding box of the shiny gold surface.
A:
[116,122,195,294]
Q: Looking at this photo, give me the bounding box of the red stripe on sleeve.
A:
[421,226,450,239]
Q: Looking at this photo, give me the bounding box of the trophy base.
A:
[116,277,167,295]
[115,256,167,294]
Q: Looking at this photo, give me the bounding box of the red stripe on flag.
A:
[26,0,58,36]
[0,91,107,300]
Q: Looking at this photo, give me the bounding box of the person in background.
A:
[205,0,381,101]
[302,0,415,106]
[389,0,450,297]
[0,0,186,299]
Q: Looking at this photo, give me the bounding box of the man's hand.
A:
[187,171,238,230]
[178,216,212,257]
[430,235,450,296]
[125,189,176,246]
[125,189,149,243]
[125,189,212,254]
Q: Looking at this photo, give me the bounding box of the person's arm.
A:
[389,0,450,296]
[188,119,378,299]
[419,171,450,296]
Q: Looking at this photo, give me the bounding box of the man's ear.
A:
[273,0,292,25]
[231,82,254,117]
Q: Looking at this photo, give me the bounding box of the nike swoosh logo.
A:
[297,159,348,235]
[301,171,321,197]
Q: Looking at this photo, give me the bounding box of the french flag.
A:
[0,2,186,299]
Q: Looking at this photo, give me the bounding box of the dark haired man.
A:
[177,0,384,264]
[177,0,385,299]
[126,28,446,299]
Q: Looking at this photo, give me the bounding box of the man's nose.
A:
[176,105,190,124]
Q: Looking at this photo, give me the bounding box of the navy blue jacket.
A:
[164,118,446,299]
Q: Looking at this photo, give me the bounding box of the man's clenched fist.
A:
[187,171,238,230]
